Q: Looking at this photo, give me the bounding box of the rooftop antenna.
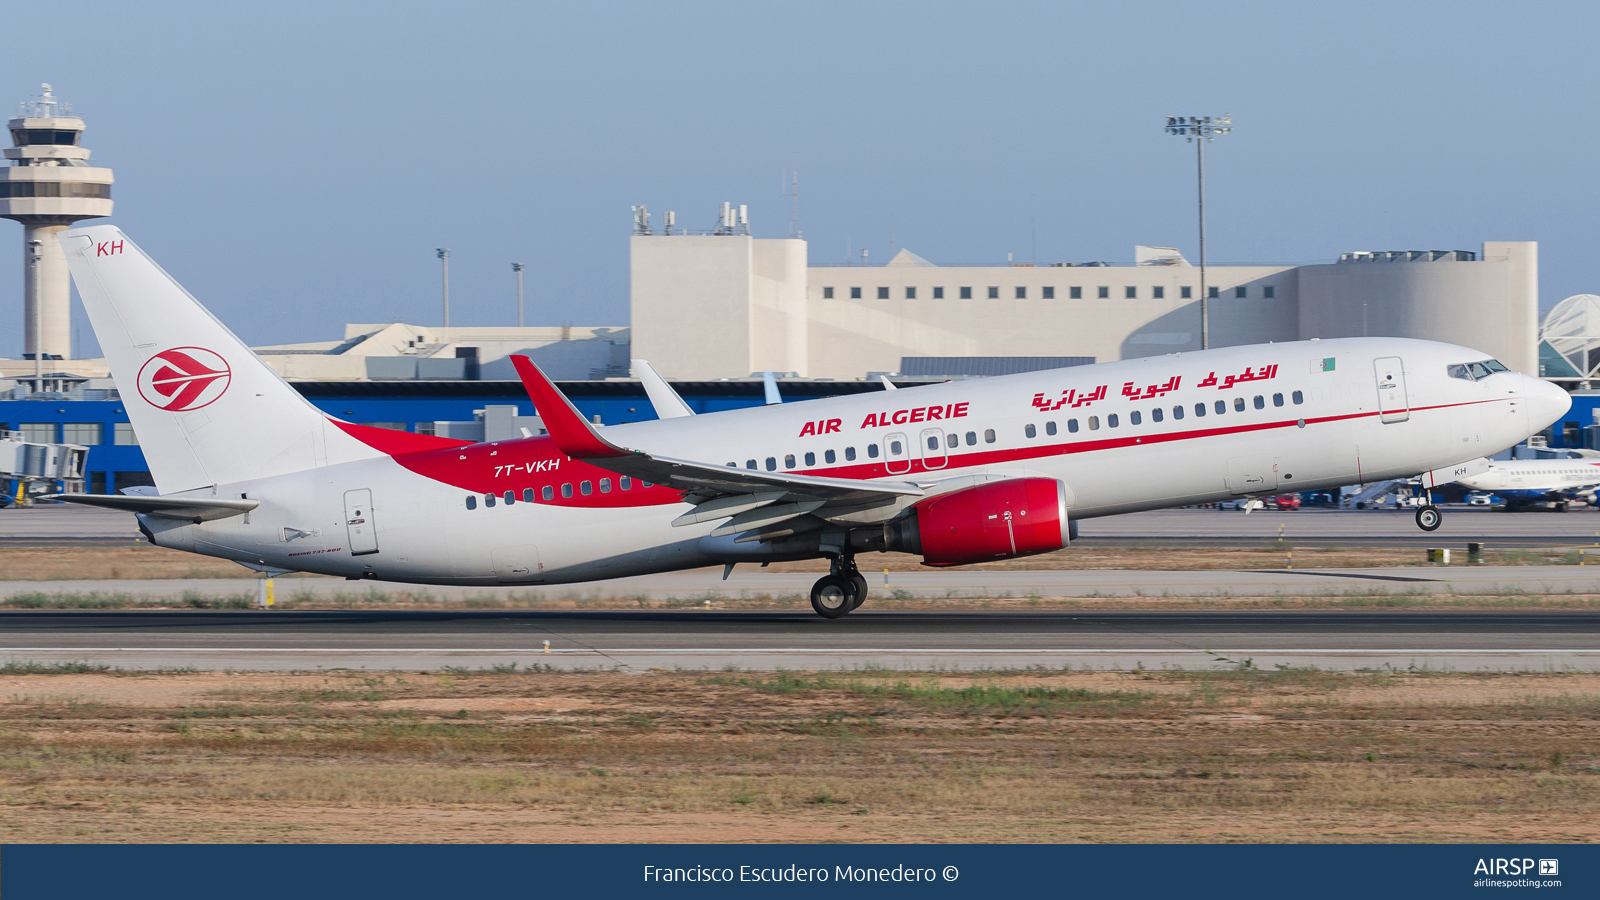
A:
[664,210,675,234]
[631,205,651,235]
[782,169,800,238]
[737,204,749,236]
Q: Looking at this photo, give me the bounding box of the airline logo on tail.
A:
[136,347,232,411]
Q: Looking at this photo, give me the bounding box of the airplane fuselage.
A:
[143,336,1557,586]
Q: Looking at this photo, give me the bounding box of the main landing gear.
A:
[810,555,869,619]
[1415,505,1442,531]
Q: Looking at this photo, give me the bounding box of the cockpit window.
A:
[1449,359,1510,381]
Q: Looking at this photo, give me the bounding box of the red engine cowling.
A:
[914,477,1069,567]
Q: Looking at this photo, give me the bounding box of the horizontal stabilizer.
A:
[52,493,258,522]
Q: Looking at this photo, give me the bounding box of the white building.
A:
[631,222,1538,381]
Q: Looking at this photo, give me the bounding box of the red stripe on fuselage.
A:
[383,397,1505,508]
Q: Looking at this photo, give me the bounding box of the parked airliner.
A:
[1455,457,1600,510]
[55,226,1569,617]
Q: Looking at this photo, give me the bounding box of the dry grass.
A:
[0,668,1596,843]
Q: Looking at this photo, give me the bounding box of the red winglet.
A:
[510,355,630,459]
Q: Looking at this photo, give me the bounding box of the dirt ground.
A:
[0,668,1595,843]
[0,542,1581,582]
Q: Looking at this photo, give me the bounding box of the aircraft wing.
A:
[511,356,923,534]
[52,492,258,522]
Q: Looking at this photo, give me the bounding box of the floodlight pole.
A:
[512,262,525,327]
[1166,115,1232,350]
[28,239,42,386]
[436,248,451,333]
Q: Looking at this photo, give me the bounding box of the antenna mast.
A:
[782,170,800,239]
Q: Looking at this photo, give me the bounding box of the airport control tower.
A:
[0,84,113,361]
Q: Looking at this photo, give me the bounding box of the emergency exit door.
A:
[344,489,379,556]
[1374,357,1410,424]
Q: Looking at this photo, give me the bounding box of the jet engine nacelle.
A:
[910,477,1069,566]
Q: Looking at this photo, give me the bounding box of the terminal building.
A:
[629,214,1539,380]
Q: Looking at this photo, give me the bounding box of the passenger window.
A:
[889,440,903,454]
[1088,416,1100,430]
[805,451,816,466]
[868,444,879,458]
[1108,414,1120,428]
[1215,400,1226,415]
[927,435,939,450]
[1130,411,1141,425]
[599,478,611,493]
[1234,397,1245,412]
[946,433,958,448]
[1152,407,1163,423]
[984,429,996,443]
[1068,419,1079,433]
[561,483,573,498]
[766,457,777,471]
[1045,421,1056,436]
[1292,390,1304,405]
[620,476,632,490]
[1253,395,1264,410]
[1273,393,1284,407]
[485,493,496,508]
[642,481,653,488]
[825,449,836,463]
[1173,405,1184,420]
[504,490,515,504]
[542,485,554,500]
[965,431,977,445]
[784,454,796,469]
[1195,403,1206,417]
[523,488,534,502]
[746,459,757,469]
[846,446,857,460]
[465,495,477,510]
[580,481,592,495]
[1026,424,1037,438]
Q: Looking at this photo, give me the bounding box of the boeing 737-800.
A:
[54,226,1570,617]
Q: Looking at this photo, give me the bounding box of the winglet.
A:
[510,355,631,458]
[633,358,695,418]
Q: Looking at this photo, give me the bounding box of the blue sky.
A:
[3,0,1597,358]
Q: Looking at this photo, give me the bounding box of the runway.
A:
[5,564,1600,603]
[6,504,1600,548]
[3,609,1598,672]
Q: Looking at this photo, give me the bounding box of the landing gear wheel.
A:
[810,574,858,619]
[848,573,869,610]
[1415,505,1442,531]
[1557,501,1570,513]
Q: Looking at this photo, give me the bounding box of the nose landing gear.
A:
[810,555,869,619]
[1415,505,1442,531]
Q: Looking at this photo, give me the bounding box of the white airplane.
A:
[1455,457,1600,510]
[54,226,1569,618]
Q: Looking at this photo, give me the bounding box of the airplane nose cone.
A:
[1523,374,1571,434]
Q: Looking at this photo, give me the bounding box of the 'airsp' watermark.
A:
[1473,857,1561,889]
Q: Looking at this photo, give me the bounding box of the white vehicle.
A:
[53,226,1570,617]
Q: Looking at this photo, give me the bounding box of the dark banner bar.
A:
[3,844,1594,899]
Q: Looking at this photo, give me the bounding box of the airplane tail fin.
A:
[63,225,391,492]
